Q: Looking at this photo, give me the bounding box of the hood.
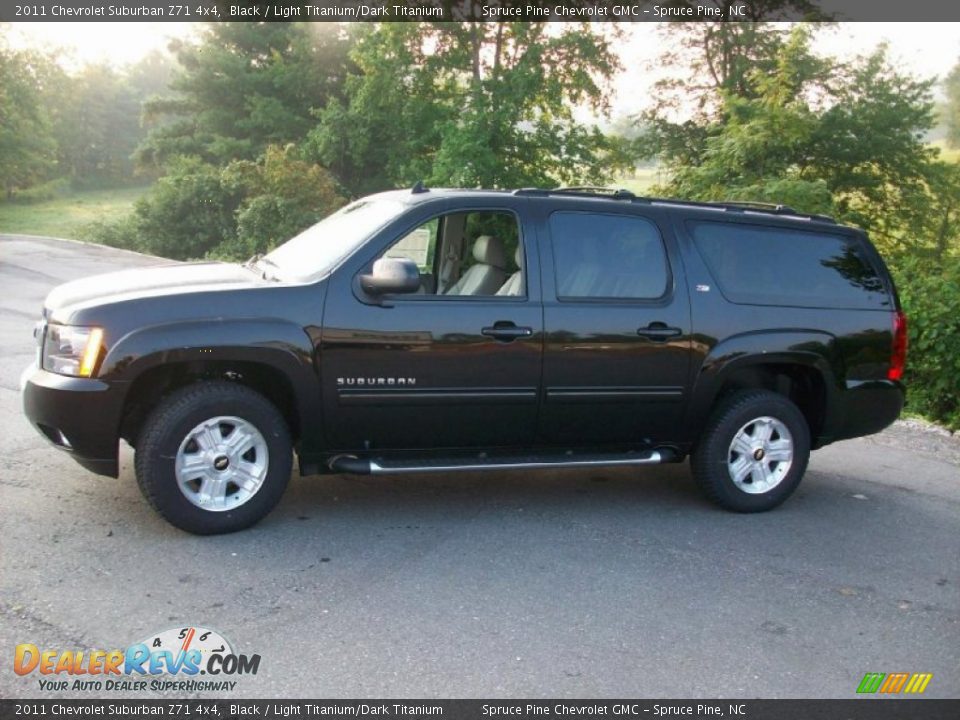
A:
[44,261,265,313]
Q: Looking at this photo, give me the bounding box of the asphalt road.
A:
[1,234,958,700]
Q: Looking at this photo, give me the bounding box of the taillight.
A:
[888,309,907,381]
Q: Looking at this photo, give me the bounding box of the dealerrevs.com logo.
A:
[14,626,260,693]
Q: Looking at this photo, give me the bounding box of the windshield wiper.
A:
[243,254,282,281]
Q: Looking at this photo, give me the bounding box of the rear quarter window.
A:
[688,221,889,309]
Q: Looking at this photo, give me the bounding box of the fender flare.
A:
[684,329,842,442]
[103,318,322,452]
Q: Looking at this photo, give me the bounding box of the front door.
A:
[537,207,692,447]
[320,200,543,452]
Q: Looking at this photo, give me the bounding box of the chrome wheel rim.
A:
[175,416,269,512]
[727,416,794,495]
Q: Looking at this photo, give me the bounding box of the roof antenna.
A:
[411,180,428,194]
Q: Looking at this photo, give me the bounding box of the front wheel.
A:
[134,381,292,534]
[691,389,810,512]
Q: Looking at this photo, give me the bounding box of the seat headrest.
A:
[473,236,506,269]
[515,244,523,268]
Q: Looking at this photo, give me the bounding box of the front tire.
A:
[134,381,292,534]
[691,389,810,512]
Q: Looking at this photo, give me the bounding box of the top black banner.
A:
[2,0,960,23]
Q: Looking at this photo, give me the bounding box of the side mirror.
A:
[360,256,421,296]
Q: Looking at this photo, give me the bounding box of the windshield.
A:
[264,198,406,281]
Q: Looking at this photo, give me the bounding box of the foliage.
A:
[893,256,960,430]
[0,41,58,198]
[221,145,346,258]
[635,6,833,165]
[307,22,628,194]
[0,24,177,195]
[9,177,72,204]
[944,58,960,149]
[657,28,942,251]
[87,147,345,260]
[137,23,354,168]
[643,22,960,430]
[49,63,145,185]
[129,156,244,259]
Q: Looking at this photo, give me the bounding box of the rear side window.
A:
[689,221,888,309]
[550,211,669,300]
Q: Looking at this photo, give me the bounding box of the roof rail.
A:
[512,186,836,223]
[712,200,797,213]
[553,186,637,200]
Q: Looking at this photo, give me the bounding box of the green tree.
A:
[130,156,243,258]
[50,63,144,185]
[636,5,833,166]
[944,58,960,148]
[90,148,346,260]
[137,21,354,168]
[0,39,58,198]
[223,144,346,257]
[662,28,940,250]
[309,22,627,194]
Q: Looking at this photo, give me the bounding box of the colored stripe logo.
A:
[857,672,933,694]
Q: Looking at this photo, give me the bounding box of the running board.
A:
[328,448,678,475]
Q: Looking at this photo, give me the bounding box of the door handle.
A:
[637,323,682,341]
[482,322,533,341]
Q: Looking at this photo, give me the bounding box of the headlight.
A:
[42,325,105,377]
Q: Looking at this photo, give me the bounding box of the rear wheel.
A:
[135,381,292,534]
[691,389,810,512]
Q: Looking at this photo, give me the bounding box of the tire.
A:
[691,389,810,513]
[134,381,292,535]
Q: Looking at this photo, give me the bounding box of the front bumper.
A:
[21,365,124,477]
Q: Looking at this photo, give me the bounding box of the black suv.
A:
[22,187,907,534]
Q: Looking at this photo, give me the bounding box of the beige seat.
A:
[445,236,508,296]
[496,245,524,296]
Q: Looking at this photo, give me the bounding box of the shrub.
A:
[224,145,346,259]
[79,215,142,252]
[132,156,243,260]
[12,177,72,203]
[118,147,346,261]
[892,255,960,431]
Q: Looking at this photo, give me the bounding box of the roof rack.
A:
[553,186,637,200]
[512,187,836,224]
[712,200,797,213]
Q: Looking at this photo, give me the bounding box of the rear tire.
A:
[134,381,292,534]
[691,389,810,512]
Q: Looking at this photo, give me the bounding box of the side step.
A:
[328,448,678,475]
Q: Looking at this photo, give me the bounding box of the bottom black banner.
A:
[2,699,958,720]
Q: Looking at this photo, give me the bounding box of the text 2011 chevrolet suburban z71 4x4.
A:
[22,186,907,534]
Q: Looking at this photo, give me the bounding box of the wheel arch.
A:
[686,330,840,448]
[108,319,322,462]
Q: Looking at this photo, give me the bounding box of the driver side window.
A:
[381,210,524,298]
[385,218,440,293]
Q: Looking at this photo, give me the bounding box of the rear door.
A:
[537,205,693,446]
[319,197,544,452]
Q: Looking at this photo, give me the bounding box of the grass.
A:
[614,166,667,195]
[929,139,960,164]
[0,186,147,239]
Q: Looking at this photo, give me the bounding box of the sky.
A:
[7,21,960,119]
